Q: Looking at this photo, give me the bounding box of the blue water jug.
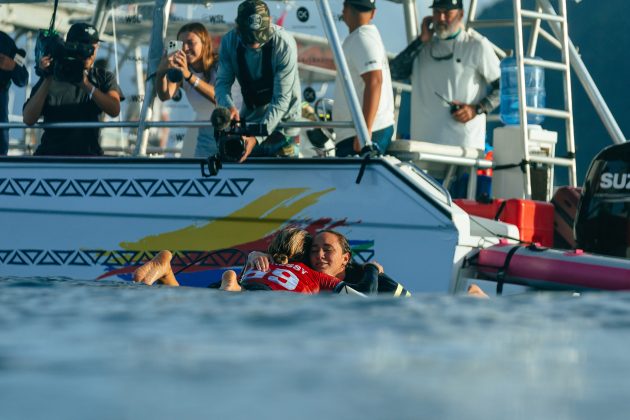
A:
[499,56,546,125]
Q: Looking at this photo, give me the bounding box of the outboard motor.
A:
[575,141,630,258]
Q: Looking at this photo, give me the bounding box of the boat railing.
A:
[0,120,356,130]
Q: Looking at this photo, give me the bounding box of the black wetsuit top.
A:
[342,262,411,297]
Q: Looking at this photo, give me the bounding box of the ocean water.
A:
[1,277,630,420]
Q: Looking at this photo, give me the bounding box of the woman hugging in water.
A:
[221,228,349,293]
[133,228,381,295]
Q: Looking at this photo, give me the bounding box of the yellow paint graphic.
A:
[120,187,334,251]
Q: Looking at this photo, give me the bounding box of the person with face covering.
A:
[23,23,124,156]
[214,0,302,162]
[155,22,220,157]
[392,0,500,151]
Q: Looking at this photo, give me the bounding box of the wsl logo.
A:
[599,173,630,190]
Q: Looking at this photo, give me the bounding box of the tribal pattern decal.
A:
[0,248,245,268]
[0,243,374,268]
[0,177,254,198]
[0,185,374,287]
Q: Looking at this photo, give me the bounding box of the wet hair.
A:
[267,228,312,264]
[177,22,218,81]
[314,229,352,256]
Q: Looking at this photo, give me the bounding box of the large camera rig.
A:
[211,107,268,162]
[35,31,94,84]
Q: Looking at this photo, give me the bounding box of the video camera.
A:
[211,107,268,162]
[35,30,94,84]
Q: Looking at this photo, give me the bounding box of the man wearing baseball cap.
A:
[332,0,395,157]
[392,0,500,153]
[23,22,123,156]
[215,0,301,162]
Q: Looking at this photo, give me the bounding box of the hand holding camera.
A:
[211,107,268,162]
[37,55,53,76]
[166,40,183,56]
[164,40,188,83]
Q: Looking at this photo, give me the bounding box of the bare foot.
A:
[133,250,175,286]
[467,283,489,299]
[220,270,242,292]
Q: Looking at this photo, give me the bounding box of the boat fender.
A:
[495,245,522,295]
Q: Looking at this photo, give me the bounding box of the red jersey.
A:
[240,262,341,294]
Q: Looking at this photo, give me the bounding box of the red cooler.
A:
[454,198,554,247]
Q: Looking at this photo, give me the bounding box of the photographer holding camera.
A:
[0,31,29,156]
[23,23,123,156]
[155,22,220,158]
[215,0,301,163]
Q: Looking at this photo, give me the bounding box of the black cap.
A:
[66,23,101,44]
[430,0,463,10]
[345,0,376,10]
[236,0,272,45]
[0,31,17,59]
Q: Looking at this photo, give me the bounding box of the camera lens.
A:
[166,68,183,83]
[224,138,245,161]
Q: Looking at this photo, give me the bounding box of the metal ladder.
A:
[467,0,578,198]
[513,0,577,197]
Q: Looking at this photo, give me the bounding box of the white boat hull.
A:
[0,156,460,292]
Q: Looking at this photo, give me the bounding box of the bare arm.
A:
[183,71,216,104]
[23,77,52,125]
[172,50,216,103]
[23,55,52,125]
[155,53,181,101]
[353,69,383,152]
[246,251,272,272]
[83,79,121,117]
[361,70,382,134]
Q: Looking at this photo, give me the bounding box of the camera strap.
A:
[49,0,60,33]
